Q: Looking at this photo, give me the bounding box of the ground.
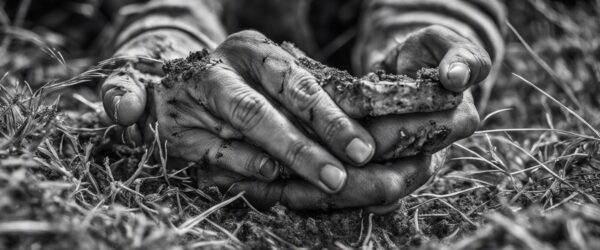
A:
[1,1,600,249]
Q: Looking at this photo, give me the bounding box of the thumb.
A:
[101,67,147,126]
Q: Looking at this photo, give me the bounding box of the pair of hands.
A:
[100,26,490,212]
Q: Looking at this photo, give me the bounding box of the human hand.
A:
[197,150,447,213]
[357,25,492,92]
[100,29,208,146]
[147,30,379,193]
[353,25,491,158]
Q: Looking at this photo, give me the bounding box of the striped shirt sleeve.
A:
[110,0,227,53]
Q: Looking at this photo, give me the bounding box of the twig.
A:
[439,200,477,227]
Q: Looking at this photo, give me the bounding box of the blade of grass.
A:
[512,73,600,138]
[506,21,580,108]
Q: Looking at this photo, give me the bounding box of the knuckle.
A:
[246,153,264,173]
[287,75,322,111]
[236,30,266,40]
[322,115,351,142]
[284,140,312,167]
[226,30,266,45]
[229,91,268,132]
[421,25,447,37]
[478,51,493,76]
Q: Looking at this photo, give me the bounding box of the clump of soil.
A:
[281,41,463,117]
[161,42,463,120]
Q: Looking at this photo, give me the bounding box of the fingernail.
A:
[259,157,279,180]
[320,164,346,192]
[346,138,374,164]
[448,62,470,89]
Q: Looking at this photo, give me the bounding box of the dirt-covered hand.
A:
[197,150,446,213]
[355,25,491,158]
[153,30,378,194]
[361,25,492,92]
[100,29,293,183]
[100,29,207,146]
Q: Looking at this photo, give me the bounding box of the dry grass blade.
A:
[546,192,579,211]
[481,108,513,124]
[361,213,374,248]
[264,229,303,249]
[487,213,552,250]
[506,21,580,108]
[413,186,486,199]
[413,208,422,234]
[510,153,588,175]
[205,219,242,245]
[512,73,600,138]
[186,240,230,249]
[177,192,246,233]
[453,143,507,173]
[493,136,570,186]
[476,128,599,141]
[0,221,65,234]
[493,136,598,204]
[439,200,477,227]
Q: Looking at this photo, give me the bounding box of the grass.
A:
[1,0,600,249]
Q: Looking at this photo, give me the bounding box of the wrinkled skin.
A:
[100,26,490,212]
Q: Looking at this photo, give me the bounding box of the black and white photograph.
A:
[0,0,599,249]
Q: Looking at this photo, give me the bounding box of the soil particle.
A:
[161,49,220,88]
[389,121,451,158]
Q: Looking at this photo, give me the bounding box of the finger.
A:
[389,26,491,92]
[101,69,147,126]
[438,44,491,92]
[216,30,375,166]
[102,29,209,127]
[161,128,280,182]
[386,34,438,78]
[364,203,402,215]
[366,92,479,160]
[167,61,347,193]
[227,154,434,210]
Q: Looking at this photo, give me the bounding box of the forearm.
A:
[109,0,227,56]
[353,0,506,74]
